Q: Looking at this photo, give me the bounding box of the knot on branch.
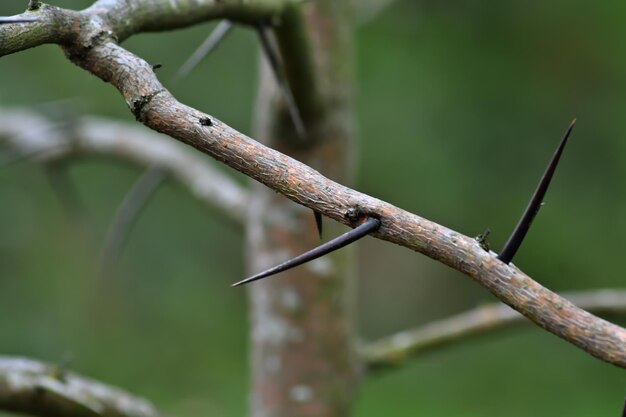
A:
[131,90,166,121]
[63,13,117,61]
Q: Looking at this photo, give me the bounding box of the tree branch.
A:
[361,289,626,371]
[2,1,626,368]
[0,356,165,417]
[0,0,303,56]
[0,110,249,225]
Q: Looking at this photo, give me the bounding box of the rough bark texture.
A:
[1,7,626,417]
[246,2,357,416]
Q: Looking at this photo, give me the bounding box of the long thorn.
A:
[497,119,576,264]
[176,20,233,80]
[314,210,323,238]
[98,166,168,275]
[232,217,380,287]
[256,23,306,140]
[0,17,37,24]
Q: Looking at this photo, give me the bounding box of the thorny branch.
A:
[1,0,626,369]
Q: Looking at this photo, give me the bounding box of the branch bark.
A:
[2,0,625,372]
[361,289,626,371]
[0,356,164,417]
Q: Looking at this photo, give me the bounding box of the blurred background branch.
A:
[362,289,626,371]
[0,356,164,417]
[0,109,249,225]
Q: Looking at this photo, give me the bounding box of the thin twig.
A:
[176,20,233,80]
[361,289,626,371]
[98,165,168,275]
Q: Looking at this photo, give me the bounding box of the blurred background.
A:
[1,1,626,416]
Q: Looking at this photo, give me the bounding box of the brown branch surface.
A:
[2,0,626,368]
[0,356,164,417]
[362,289,626,371]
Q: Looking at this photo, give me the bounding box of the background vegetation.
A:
[1,1,625,415]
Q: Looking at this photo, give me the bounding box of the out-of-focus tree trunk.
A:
[246,2,356,416]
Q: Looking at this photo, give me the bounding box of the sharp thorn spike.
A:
[232,216,380,287]
[497,119,575,264]
[255,23,307,140]
[314,210,323,238]
[0,17,38,24]
[98,166,168,276]
[176,20,233,80]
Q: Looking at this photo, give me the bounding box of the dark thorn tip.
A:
[497,120,575,264]
[256,24,307,140]
[232,217,380,287]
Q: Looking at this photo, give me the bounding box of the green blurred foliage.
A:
[1,1,626,416]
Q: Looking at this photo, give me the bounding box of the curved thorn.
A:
[232,216,380,287]
[498,119,576,264]
[176,20,233,80]
[314,210,323,238]
[98,166,168,275]
[255,23,306,140]
[0,17,38,24]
